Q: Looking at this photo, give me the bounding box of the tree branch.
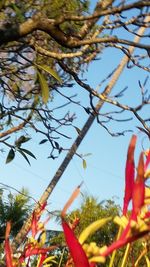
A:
[0,1,149,49]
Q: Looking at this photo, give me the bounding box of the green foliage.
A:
[5,148,15,164]
[0,188,32,242]
[82,158,87,169]
[15,136,31,148]
[36,64,62,84]
[73,196,120,246]
[37,70,50,104]
[5,135,36,165]
[44,0,89,36]
[44,0,89,18]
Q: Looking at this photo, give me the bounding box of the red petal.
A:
[5,221,11,239]
[5,239,13,267]
[5,222,13,267]
[31,202,47,237]
[31,211,37,238]
[61,184,82,217]
[62,219,90,267]
[123,135,137,215]
[131,152,145,220]
[25,246,56,257]
[145,149,150,171]
[37,254,47,267]
[102,227,149,257]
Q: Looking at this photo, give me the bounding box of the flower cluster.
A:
[62,135,150,266]
[4,134,150,267]
[4,202,57,267]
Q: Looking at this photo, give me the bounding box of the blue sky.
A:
[0,1,149,230]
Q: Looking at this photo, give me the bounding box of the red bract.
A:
[19,245,56,263]
[5,239,13,267]
[61,183,82,217]
[101,146,146,257]
[101,228,150,257]
[37,254,47,267]
[123,135,137,216]
[4,222,14,267]
[144,149,150,171]
[31,202,47,238]
[31,211,37,238]
[62,219,90,267]
[131,152,145,221]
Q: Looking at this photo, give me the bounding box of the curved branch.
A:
[0,109,34,139]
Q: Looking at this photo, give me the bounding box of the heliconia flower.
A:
[123,135,137,216]
[100,151,147,257]
[31,211,38,238]
[61,185,108,267]
[31,202,47,238]
[4,222,14,267]
[131,152,145,221]
[101,227,150,257]
[62,219,90,267]
[19,245,57,263]
[79,217,111,245]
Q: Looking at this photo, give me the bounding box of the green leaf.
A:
[15,136,31,147]
[83,153,92,157]
[6,149,15,164]
[54,141,60,149]
[82,159,87,170]
[19,148,36,159]
[11,3,24,22]
[6,114,12,126]
[18,149,31,165]
[36,64,62,83]
[37,70,49,104]
[39,139,48,145]
[74,126,81,135]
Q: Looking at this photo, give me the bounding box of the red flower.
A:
[31,202,47,238]
[4,222,14,267]
[101,228,150,257]
[131,152,145,221]
[19,244,57,263]
[62,219,90,267]
[123,135,137,216]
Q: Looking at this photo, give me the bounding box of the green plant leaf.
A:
[36,64,62,83]
[18,149,31,165]
[6,149,15,164]
[39,139,48,145]
[54,141,60,149]
[15,136,31,147]
[82,159,87,170]
[6,114,12,126]
[37,70,49,104]
[83,153,92,157]
[74,126,81,135]
[19,148,36,159]
[11,3,24,22]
